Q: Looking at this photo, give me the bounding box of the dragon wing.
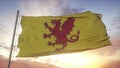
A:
[61,17,75,35]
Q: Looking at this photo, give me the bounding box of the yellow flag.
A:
[17,11,111,57]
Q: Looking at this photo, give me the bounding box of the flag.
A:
[17,11,111,57]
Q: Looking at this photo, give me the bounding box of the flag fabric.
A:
[17,11,111,57]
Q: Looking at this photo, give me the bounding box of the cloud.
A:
[60,7,84,15]
[101,60,120,68]
[0,42,9,49]
[0,26,2,31]
[0,23,6,33]
[111,16,120,29]
[0,55,58,68]
[0,9,18,46]
[20,0,84,16]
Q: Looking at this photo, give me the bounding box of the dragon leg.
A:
[56,44,67,52]
[43,33,53,38]
[48,42,56,47]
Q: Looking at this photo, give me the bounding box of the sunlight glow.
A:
[50,53,100,66]
[0,49,9,58]
[30,52,103,68]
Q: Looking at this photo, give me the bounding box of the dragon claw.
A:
[48,42,54,47]
[48,36,51,38]
[44,22,48,26]
[56,48,61,52]
[48,42,51,45]
[77,30,80,34]
[44,22,48,29]
[43,34,47,38]
[44,34,51,38]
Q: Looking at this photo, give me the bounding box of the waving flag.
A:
[17,11,111,57]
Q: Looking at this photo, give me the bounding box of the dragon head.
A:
[51,19,61,25]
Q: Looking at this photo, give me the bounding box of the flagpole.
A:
[7,10,19,68]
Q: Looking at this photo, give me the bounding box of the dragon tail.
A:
[68,30,80,43]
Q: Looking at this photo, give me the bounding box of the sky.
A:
[0,0,120,68]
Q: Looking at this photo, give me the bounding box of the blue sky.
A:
[0,0,120,68]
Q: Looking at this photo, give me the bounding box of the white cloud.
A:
[19,0,84,16]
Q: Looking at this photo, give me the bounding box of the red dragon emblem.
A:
[43,17,80,51]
